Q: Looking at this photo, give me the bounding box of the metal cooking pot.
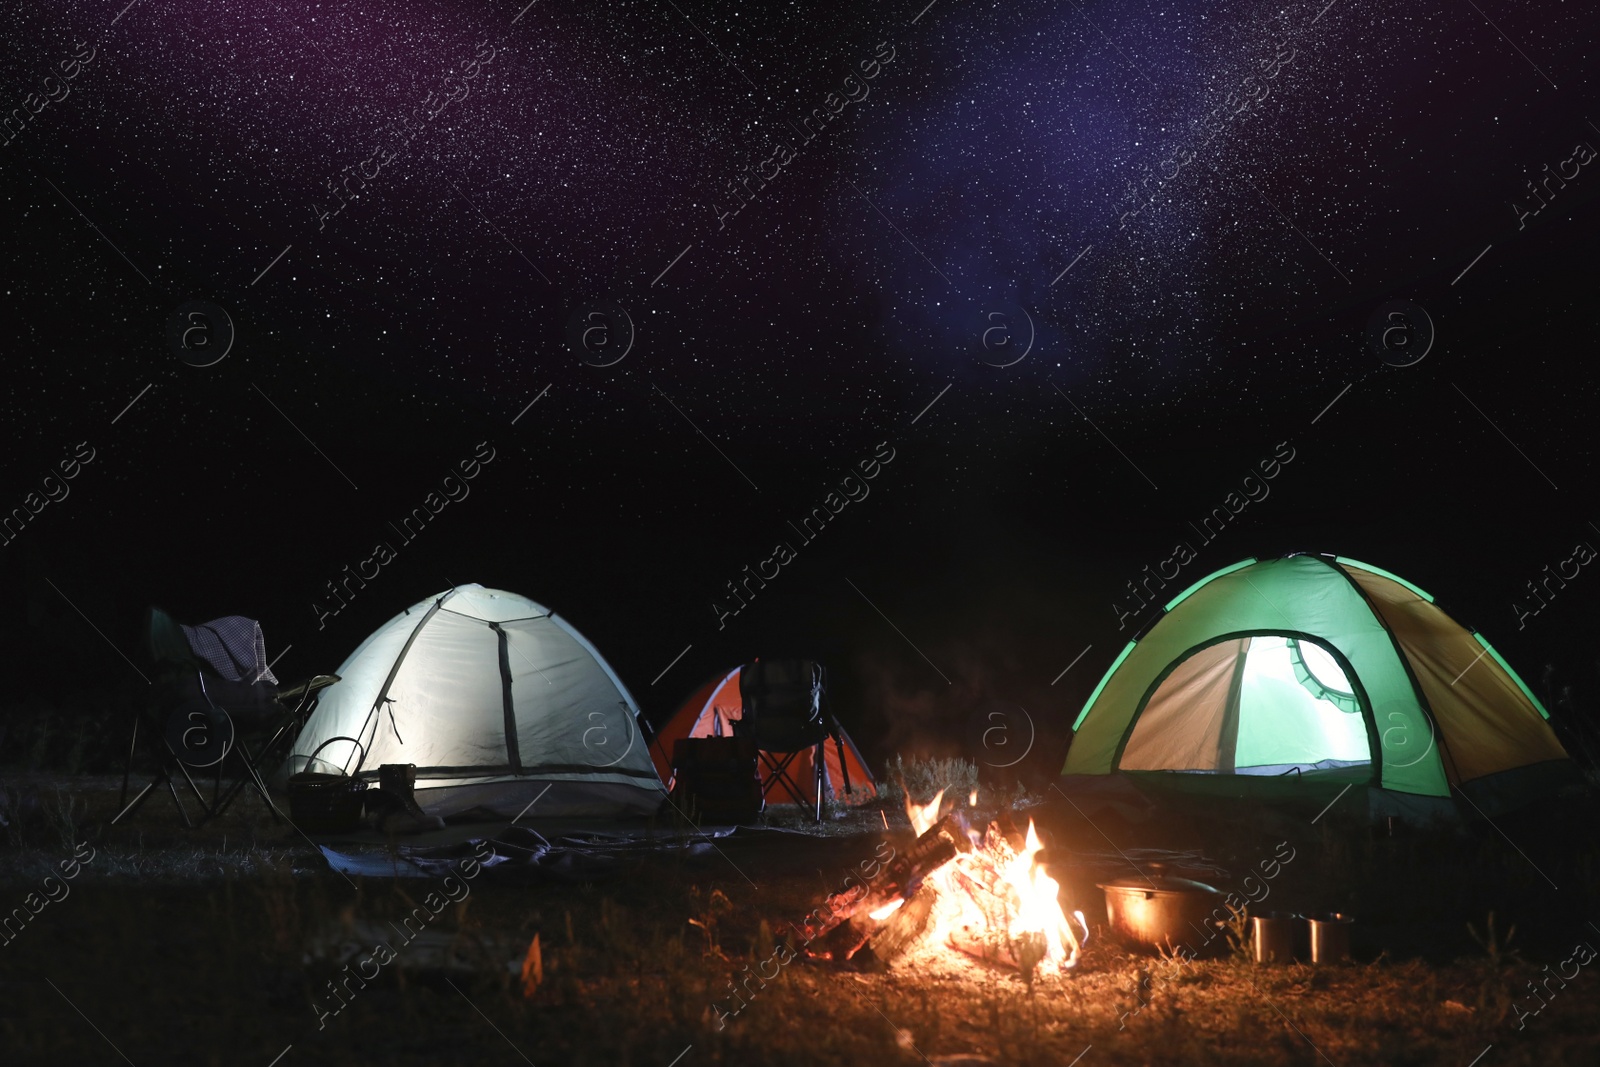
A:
[1098,875,1227,954]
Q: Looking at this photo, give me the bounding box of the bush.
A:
[877,754,979,807]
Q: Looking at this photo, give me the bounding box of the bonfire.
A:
[790,789,1088,978]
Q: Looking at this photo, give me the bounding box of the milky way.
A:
[1,0,1596,742]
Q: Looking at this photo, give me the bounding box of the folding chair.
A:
[732,659,851,822]
[113,608,337,827]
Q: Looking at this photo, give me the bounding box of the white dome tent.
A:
[288,585,666,819]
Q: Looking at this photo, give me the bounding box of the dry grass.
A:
[1,775,1596,1066]
[881,754,979,798]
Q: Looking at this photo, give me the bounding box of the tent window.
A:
[1119,634,1371,777]
[1288,638,1361,715]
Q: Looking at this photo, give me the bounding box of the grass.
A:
[877,754,982,807]
[0,774,1596,1066]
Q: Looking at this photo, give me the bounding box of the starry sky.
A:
[2,0,1596,771]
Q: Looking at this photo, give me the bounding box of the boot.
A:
[371,763,445,834]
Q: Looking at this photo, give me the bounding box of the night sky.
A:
[2,0,1596,775]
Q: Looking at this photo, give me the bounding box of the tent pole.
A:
[347,591,454,775]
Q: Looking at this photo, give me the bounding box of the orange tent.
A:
[651,667,879,805]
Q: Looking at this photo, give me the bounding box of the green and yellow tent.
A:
[1062,554,1579,820]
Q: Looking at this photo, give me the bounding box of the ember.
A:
[791,789,1087,976]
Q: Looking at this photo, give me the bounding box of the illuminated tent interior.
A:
[1120,634,1372,777]
[1062,554,1580,820]
[285,585,667,819]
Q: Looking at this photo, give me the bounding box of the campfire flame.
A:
[869,899,905,921]
[900,789,1086,974]
[907,789,945,837]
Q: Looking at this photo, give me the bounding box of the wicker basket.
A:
[286,735,369,833]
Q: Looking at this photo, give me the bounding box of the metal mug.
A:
[1251,911,1299,964]
[1307,912,1355,963]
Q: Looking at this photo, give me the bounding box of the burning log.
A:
[862,889,934,963]
[948,926,1049,975]
[790,812,965,961]
[879,810,965,894]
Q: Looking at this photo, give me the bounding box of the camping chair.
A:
[732,659,850,822]
[113,608,337,827]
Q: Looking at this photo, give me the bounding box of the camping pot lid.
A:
[1097,875,1221,896]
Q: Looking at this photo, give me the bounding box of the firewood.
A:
[864,886,935,963]
[895,813,968,872]
[807,912,875,961]
[949,925,1015,968]
[790,816,963,951]
[948,926,1047,975]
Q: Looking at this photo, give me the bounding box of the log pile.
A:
[783,806,1075,977]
